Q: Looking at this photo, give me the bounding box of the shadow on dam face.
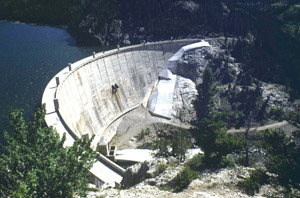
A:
[53,40,201,145]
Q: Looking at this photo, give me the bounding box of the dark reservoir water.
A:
[0,21,100,137]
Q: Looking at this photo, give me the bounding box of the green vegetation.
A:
[239,169,268,196]
[154,128,191,162]
[173,167,195,192]
[0,0,91,25]
[262,129,300,189]
[193,67,216,120]
[239,129,300,196]
[287,110,300,128]
[185,154,205,171]
[170,67,245,192]
[0,105,97,197]
[0,0,117,36]
[1,1,299,93]
[269,107,284,121]
[191,115,245,167]
[191,68,245,167]
[1,0,299,195]
[155,163,168,175]
[231,3,300,94]
[136,128,150,141]
[0,0,257,41]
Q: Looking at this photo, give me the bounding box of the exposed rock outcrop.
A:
[121,161,151,189]
[76,0,232,46]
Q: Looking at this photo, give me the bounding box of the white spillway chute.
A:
[148,41,210,119]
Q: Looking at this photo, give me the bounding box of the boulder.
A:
[121,161,151,189]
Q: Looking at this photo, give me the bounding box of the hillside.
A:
[1,0,299,93]
[1,1,300,197]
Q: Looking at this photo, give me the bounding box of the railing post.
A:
[93,52,96,58]
[53,98,59,112]
[55,76,60,86]
[68,63,72,71]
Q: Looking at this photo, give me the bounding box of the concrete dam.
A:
[42,39,208,187]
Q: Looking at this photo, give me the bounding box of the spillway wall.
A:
[56,40,200,140]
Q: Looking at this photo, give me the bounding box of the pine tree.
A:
[193,67,216,120]
[262,129,300,189]
[190,114,245,167]
[0,105,97,198]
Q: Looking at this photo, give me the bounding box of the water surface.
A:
[0,21,100,136]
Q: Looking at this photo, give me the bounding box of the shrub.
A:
[173,167,195,192]
[154,129,191,161]
[239,169,268,196]
[220,156,234,168]
[185,154,204,171]
[287,110,300,127]
[155,163,168,175]
[269,107,284,121]
[262,129,300,189]
[137,128,150,141]
[190,115,245,167]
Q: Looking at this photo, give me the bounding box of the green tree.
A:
[192,67,244,167]
[287,110,300,128]
[269,107,284,121]
[0,105,97,197]
[191,114,245,167]
[262,129,300,189]
[239,169,268,196]
[193,67,216,120]
[173,167,195,192]
[154,129,191,162]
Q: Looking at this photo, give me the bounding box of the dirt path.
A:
[227,120,288,133]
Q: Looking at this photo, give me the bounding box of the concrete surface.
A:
[147,41,210,119]
[115,149,154,163]
[55,40,201,146]
[42,39,201,186]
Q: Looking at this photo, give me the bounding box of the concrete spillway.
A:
[42,39,201,187]
[148,41,210,119]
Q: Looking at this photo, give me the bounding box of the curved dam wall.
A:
[55,39,200,143]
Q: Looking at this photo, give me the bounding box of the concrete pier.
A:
[42,39,201,187]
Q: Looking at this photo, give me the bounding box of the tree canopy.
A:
[191,114,245,166]
[191,68,244,167]
[262,129,300,189]
[0,105,97,197]
[193,67,216,120]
